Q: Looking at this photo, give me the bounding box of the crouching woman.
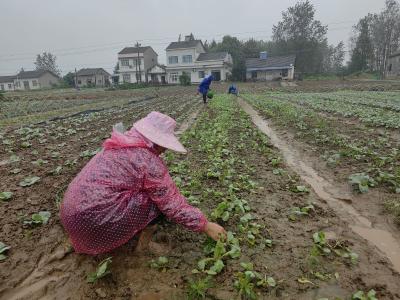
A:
[60,111,225,255]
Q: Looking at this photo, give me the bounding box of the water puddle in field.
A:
[238,98,400,273]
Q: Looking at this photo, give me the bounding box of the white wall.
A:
[0,82,15,91]
[118,71,146,84]
[166,48,197,68]
[14,78,41,90]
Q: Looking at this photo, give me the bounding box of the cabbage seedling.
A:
[24,211,51,226]
[19,176,41,187]
[0,242,11,261]
[87,257,112,283]
[0,192,13,201]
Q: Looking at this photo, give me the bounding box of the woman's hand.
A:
[204,221,227,241]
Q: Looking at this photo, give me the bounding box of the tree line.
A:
[29,0,400,84]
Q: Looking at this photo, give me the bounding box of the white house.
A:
[165,35,232,84]
[75,68,111,87]
[147,64,167,84]
[0,76,16,91]
[12,70,60,90]
[245,52,296,81]
[117,46,162,84]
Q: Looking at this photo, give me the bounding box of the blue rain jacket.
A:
[228,84,238,95]
[198,75,214,95]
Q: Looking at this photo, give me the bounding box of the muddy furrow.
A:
[238,98,400,274]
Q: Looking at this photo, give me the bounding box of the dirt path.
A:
[238,98,400,274]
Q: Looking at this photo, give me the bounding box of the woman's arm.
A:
[144,154,225,240]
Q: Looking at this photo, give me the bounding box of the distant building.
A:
[165,34,232,84]
[0,76,16,91]
[245,52,296,81]
[75,68,111,87]
[387,51,400,78]
[13,70,60,90]
[147,64,167,84]
[117,46,161,84]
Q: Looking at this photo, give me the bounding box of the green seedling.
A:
[149,256,169,270]
[87,257,112,283]
[0,242,11,260]
[352,289,377,300]
[24,211,51,226]
[188,277,213,300]
[349,173,375,193]
[292,185,310,193]
[21,141,31,148]
[0,192,13,201]
[32,159,49,166]
[19,176,41,187]
[289,204,315,221]
[10,168,22,174]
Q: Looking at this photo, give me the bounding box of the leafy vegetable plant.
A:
[0,191,13,201]
[24,211,51,226]
[0,242,11,261]
[149,256,169,271]
[349,173,375,193]
[87,257,112,283]
[19,176,41,187]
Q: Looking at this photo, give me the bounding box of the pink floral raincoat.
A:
[60,128,207,255]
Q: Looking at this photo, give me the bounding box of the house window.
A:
[170,72,178,83]
[123,74,131,82]
[78,80,82,84]
[121,59,129,66]
[182,55,192,63]
[134,58,142,66]
[8,83,12,89]
[168,56,178,64]
[251,71,257,79]
[198,71,205,79]
[87,79,92,85]
[32,80,38,87]
[0,84,4,91]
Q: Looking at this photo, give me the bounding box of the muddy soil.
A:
[0,91,203,300]
[1,90,400,300]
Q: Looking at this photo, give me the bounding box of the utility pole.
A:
[75,68,78,89]
[135,42,141,83]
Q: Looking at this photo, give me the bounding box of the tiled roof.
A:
[196,52,228,61]
[246,55,296,70]
[76,68,110,76]
[166,40,202,50]
[0,75,16,83]
[17,70,59,79]
[118,46,151,54]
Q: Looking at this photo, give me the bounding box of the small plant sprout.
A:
[0,242,11,260]
[289,204,315,221]
[87,257,113,283]
[24,211,51,226]
[0,192,13,201]
[352,289,378,300]
[187,277,213,300]
[149,256,169,271]
[349,173,375,193]
[19,176,41,187]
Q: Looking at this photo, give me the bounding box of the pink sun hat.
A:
[133,111,187,153]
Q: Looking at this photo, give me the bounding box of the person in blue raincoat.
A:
[197,75,214,104]
[228,84,238,96]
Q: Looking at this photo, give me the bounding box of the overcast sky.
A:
[0,0,387,76]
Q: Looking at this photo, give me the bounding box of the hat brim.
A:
[134,123,187,154]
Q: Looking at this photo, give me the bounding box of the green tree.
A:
[34,52,61,76]
[272,0,328,73]
[179,72,191,86]
[63,72,75,87]
[349,16,374,73]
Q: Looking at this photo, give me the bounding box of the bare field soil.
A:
[1,82,400,300]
